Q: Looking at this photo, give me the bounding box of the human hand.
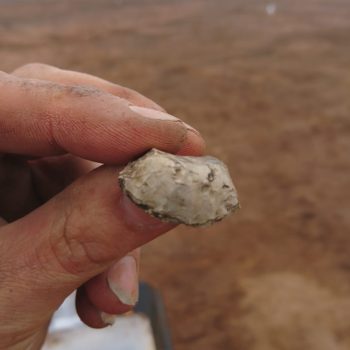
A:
[0,63,205,350]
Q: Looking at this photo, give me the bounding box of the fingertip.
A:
[76,287,108,329]
[83,268,134,315]
[100,312,118,326]
[119,195,177,234]
[176,127,206,156]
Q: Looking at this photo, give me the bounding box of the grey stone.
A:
[118,149,239,226]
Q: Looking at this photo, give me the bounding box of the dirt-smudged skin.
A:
[119,149,239,226]
[2,1,350,349]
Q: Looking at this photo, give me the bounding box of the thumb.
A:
[0,165,174,335]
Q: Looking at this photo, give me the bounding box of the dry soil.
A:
[1,1,350,349]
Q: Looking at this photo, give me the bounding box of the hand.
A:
[0,63,205,350]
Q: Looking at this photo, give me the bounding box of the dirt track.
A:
[1,1,350,349]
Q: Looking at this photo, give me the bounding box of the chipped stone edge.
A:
[118,150,240,227]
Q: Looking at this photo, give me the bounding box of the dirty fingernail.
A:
[130,106,180,121]
[100,312,117,326]
[107,255,139,306]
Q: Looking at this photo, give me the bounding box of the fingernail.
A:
[100,312,117,326]
[107,255,139,306]
[130,106,180,122]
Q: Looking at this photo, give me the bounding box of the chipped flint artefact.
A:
[118,149,239,226]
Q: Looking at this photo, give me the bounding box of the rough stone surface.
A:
[118,149,239,226]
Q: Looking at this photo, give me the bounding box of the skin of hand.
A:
[0,63,205,350]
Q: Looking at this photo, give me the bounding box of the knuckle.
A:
[39,84,110,152]
[61,84,104,99]
[49,195,121,275]
[12,62,50,75]
[0,70,9,79]
[44,81,105,104]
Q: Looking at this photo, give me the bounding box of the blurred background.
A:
[1,0,350,349]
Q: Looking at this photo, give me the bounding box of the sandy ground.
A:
[1,0,350,349]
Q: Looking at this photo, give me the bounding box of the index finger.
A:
[0,72,200,164]
[12,63,165,112]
